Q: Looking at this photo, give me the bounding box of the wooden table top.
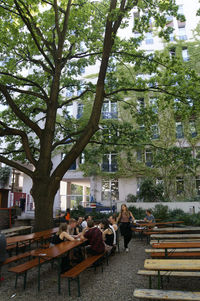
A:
[144,259,200,271]
[1,226,32,235]
[31,238,87,259]
[151,233,200,239]
[152,242,200,249]
[6,227,58,245]
[136,221,184,227]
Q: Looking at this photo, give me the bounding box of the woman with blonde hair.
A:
[117,204,135,252]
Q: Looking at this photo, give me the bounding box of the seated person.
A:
[0,233,7,281]
[50,222,75,272]
[100,219,114,253]
[51,222,75,245]
[79,220,105,256]
[144,209,155,223]
[77,216,83,232]
[81,215,92,229]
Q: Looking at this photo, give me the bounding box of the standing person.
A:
[64,208,71,223]
[144,209,155,223]
[0,233,7,281]
[117,204,135,252]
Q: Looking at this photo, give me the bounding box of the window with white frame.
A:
[182,47,189,61]
[77,103,83,119]
[145,149,153,167]
[189,121,197,138]
[176,177,184,195]
[137,98,145,113]
[102,178,119,201]
[176,122,184,139]
[151,124,159,140]
[149,97,158,113]
[178,27,187,40]
[136,149,143,162]
[145,31,154,44]
[102,101,118,119]
[102,153,117,172]
[136,177,143,195]
[196,176,200,195]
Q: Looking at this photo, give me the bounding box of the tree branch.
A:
[0,155,33,178]
[0,85,42,138]
[0,122,37,166]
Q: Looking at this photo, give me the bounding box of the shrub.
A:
[126,194,137,203]
[152,204,169,221]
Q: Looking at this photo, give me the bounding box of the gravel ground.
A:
[0,235,200,301]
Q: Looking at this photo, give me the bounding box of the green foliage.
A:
[152,204,169,220]
[0,166,11,186]
[126,194,138,203]
[128,206,146,219]
[137,178,164,202]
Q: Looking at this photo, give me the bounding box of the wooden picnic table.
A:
[6,227,59,254]
[151,233,200,243]
[144,259,200,288]
[31,238,87,293]
[1,226,33,237]
[152,242,200,257]
[135,221,184,228]
[152,227,200,233]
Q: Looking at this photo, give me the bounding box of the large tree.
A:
[0,0,178,230]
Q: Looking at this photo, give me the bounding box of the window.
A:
[145,149,153,167]
[176,122,184,139]
[102,153,117,172]
[196,176,200,195]
[137,98,145,113]
[66,104,73,118]
[136,177,143,195]
[149,97,158,113]
[189,121,197,138]
[169,32,174,42]
[145,32,154,44]
[177,5,184,15]
[77,103,83,119]
[182,47,189,61]
[151,124,159,140]
[176,177,184,195]
[102,101,118,119]
[102,179,119,200]
[136,150,143,162]
[169,47,176,57]
[178,27,187,40]
[174,98,181,111]
[79,153,85,164]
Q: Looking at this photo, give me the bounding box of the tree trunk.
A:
[31,179,57,231]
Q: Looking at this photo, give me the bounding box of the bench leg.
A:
[149,275,152,289]
[77,276,80,297]
[23,272,27,290]
[15,274,18,288]
[68,278,71,296]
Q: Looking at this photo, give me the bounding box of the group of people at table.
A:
[0,204,155,278]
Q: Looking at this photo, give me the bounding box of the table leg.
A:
[157,270,161,289]
[57,257,62,295]
[38,257,41,292]
[165,248,168,258]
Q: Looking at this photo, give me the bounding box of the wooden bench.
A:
[150,251,200,258]
[8,256,49,289]
[3,251,32,265]
[61,252,106,297]
[133,288,200,300]
[137,269,200,289]
[146,248,200,253]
